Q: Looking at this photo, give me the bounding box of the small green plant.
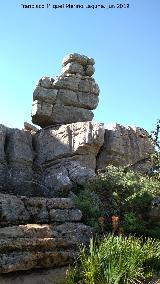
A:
[123,212,138,231]
[150,119,160,151]
[149,119,160,179]
[73,188,104,230]
[63,235,160,284]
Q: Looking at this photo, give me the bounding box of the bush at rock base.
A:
[72,188,104,231]
[72,165,160,238]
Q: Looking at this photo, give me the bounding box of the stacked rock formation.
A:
[0,54,101,273]
[0,54,157,275]
[32,53,99,127]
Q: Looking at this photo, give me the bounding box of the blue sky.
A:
[0,0,159,132]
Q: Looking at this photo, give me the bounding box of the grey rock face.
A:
[0,122,104,197]
[0,250,78,273]
[0,164,6,191]
[34,122,104,166]
[31,53,99,127]
[0,267,67,284]
[0,194,30,226]
[0,222,93,242]
[0,125,6,165]
[33,121,105,195]
[5,128,33,165]
[0,125,34,195]
[97,123,154,172]
[0,220,93,273]
[86,65,95,76]
[62,53,95,67]
[1,121,154,196]
[0,193,83,226]
[0,125,7,190]
[62,62,86,76]
[6,128,34,194]
[23,122,38,133]
[0,192,93,273]
[32,102,94,127]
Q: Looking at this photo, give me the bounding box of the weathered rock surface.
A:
[0,194,93,274]
[33,121,104,195]
[31,53,99,127]
[0,267,67,284]
[0,121,155,195]
[0,122,104,196]
[34,121,104,169]
[0,193,83,226]
[0,222,93,245]
[0,221,93,273]
[97,123,154,172]
[0,250,77,273]
[61,53,95,77]
[62,53,95,68]
[0,125,7,190]
[0,125,34,194]
[23,122,39,133]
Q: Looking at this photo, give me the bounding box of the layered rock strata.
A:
[97,123,154,172]
[0,193,93,273]
[31,53,99,127]
[0,193,82,226]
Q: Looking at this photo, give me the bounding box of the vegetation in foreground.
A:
[62,234,160,284]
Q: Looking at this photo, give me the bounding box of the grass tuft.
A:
[62,234,160,284]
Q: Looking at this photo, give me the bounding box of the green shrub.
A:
[63,235,160,284]
[73,188,104,230]
[123,212,138,231]
[81,166,160,237]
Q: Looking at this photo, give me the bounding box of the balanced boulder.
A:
[31,53,99,127]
